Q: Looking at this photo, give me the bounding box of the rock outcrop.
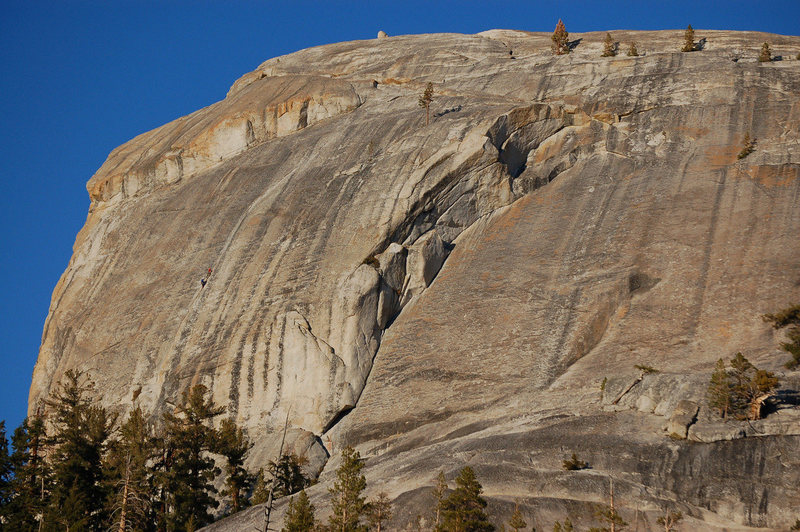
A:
[31,29,800,530]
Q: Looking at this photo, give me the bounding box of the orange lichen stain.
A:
[746,165,799,188]
[382,77,411,85]
[703,144,739,167]
[715,321,733,340]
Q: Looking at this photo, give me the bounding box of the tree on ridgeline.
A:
[45,369,116,531]
[283,489,317,532]
[436,466,494,532]
[162,383,225,530]
[682,25,695,52]
[217,417,254,514]
[763,303,800,368]
[602,33,616,57]
[627,42,639,57]
[759,42,772,62]
[551,19,570,55]
[104,406,157,532]
[328,445,368,532]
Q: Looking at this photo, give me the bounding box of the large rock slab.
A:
[29,29,800,530]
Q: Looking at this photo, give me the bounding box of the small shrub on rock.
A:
[759,42,772,62]
[562,453,589,471]
[763,304,800,369]
[602,33,616,57]
[682,25,695,52]
[627,42,639,57]
[737,132,756,159]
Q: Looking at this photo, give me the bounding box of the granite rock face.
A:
[30,29,800,530]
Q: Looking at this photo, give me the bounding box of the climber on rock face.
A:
[208,267,212,276]
[201,278,207,288]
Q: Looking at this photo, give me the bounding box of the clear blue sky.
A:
[1,1,798,434]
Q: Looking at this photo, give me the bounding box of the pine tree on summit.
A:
[552,19,570,55]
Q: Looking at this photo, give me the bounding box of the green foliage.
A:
[433,470,448,528]
[218,418,254,513]
[656,510,683,531]
[3,414,50,530]
[790,518,800,530]
[562,453,588,471]
[601,33,616,57]
[763,304,800,369]
[328,446,368,532]
[626,42,639,57]
[269,453,310,499]
[707,358,731,419]
[162,383,225,530]
[283,489,316,532]
[507,503,527,532]
[419,82,435,125]
[551,19,570,55]
[634,364,658,374]
[251,468,270,505]
[45,369,116,531]
[436,466,494,532]
[708,354,779,420]
[0,421,12,524]
[590,502,627,531]
[366,492,393,532]
[103,406,157,532]
[682,25,695,52]
[737,132,756,159]
[553,518,573,532]
[759,42,772,62]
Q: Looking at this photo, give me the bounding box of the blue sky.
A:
[1,0,798,434]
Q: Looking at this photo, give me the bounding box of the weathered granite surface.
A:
[30,29,800,530]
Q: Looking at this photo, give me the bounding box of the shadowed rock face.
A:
[30,29,800,530]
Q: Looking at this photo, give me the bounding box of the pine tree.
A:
[251,468,270,505]
[4,414,50,530]
[269,453,309,499]
[602,33,616,57]
[737,132,756,159]
[104,406,156,532]
[328,446,367,532]
[682,25,695,52]
[626,43,639,57]
[162,383,225,530]
[45,369,116,531]
[551,20,570,55]
[419,82,434,126]
[0,421,12,520]
[283,489,316,532]
[553,519,574,532]
[707,358,731,419]
[436,466,494,532]
[656,510,683,531]
[367,492,393,532]
[217,418,253,514]
[759,42,772,62]
[763,304,800,369]
[433,470,448,528]
[508,503,527,532]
